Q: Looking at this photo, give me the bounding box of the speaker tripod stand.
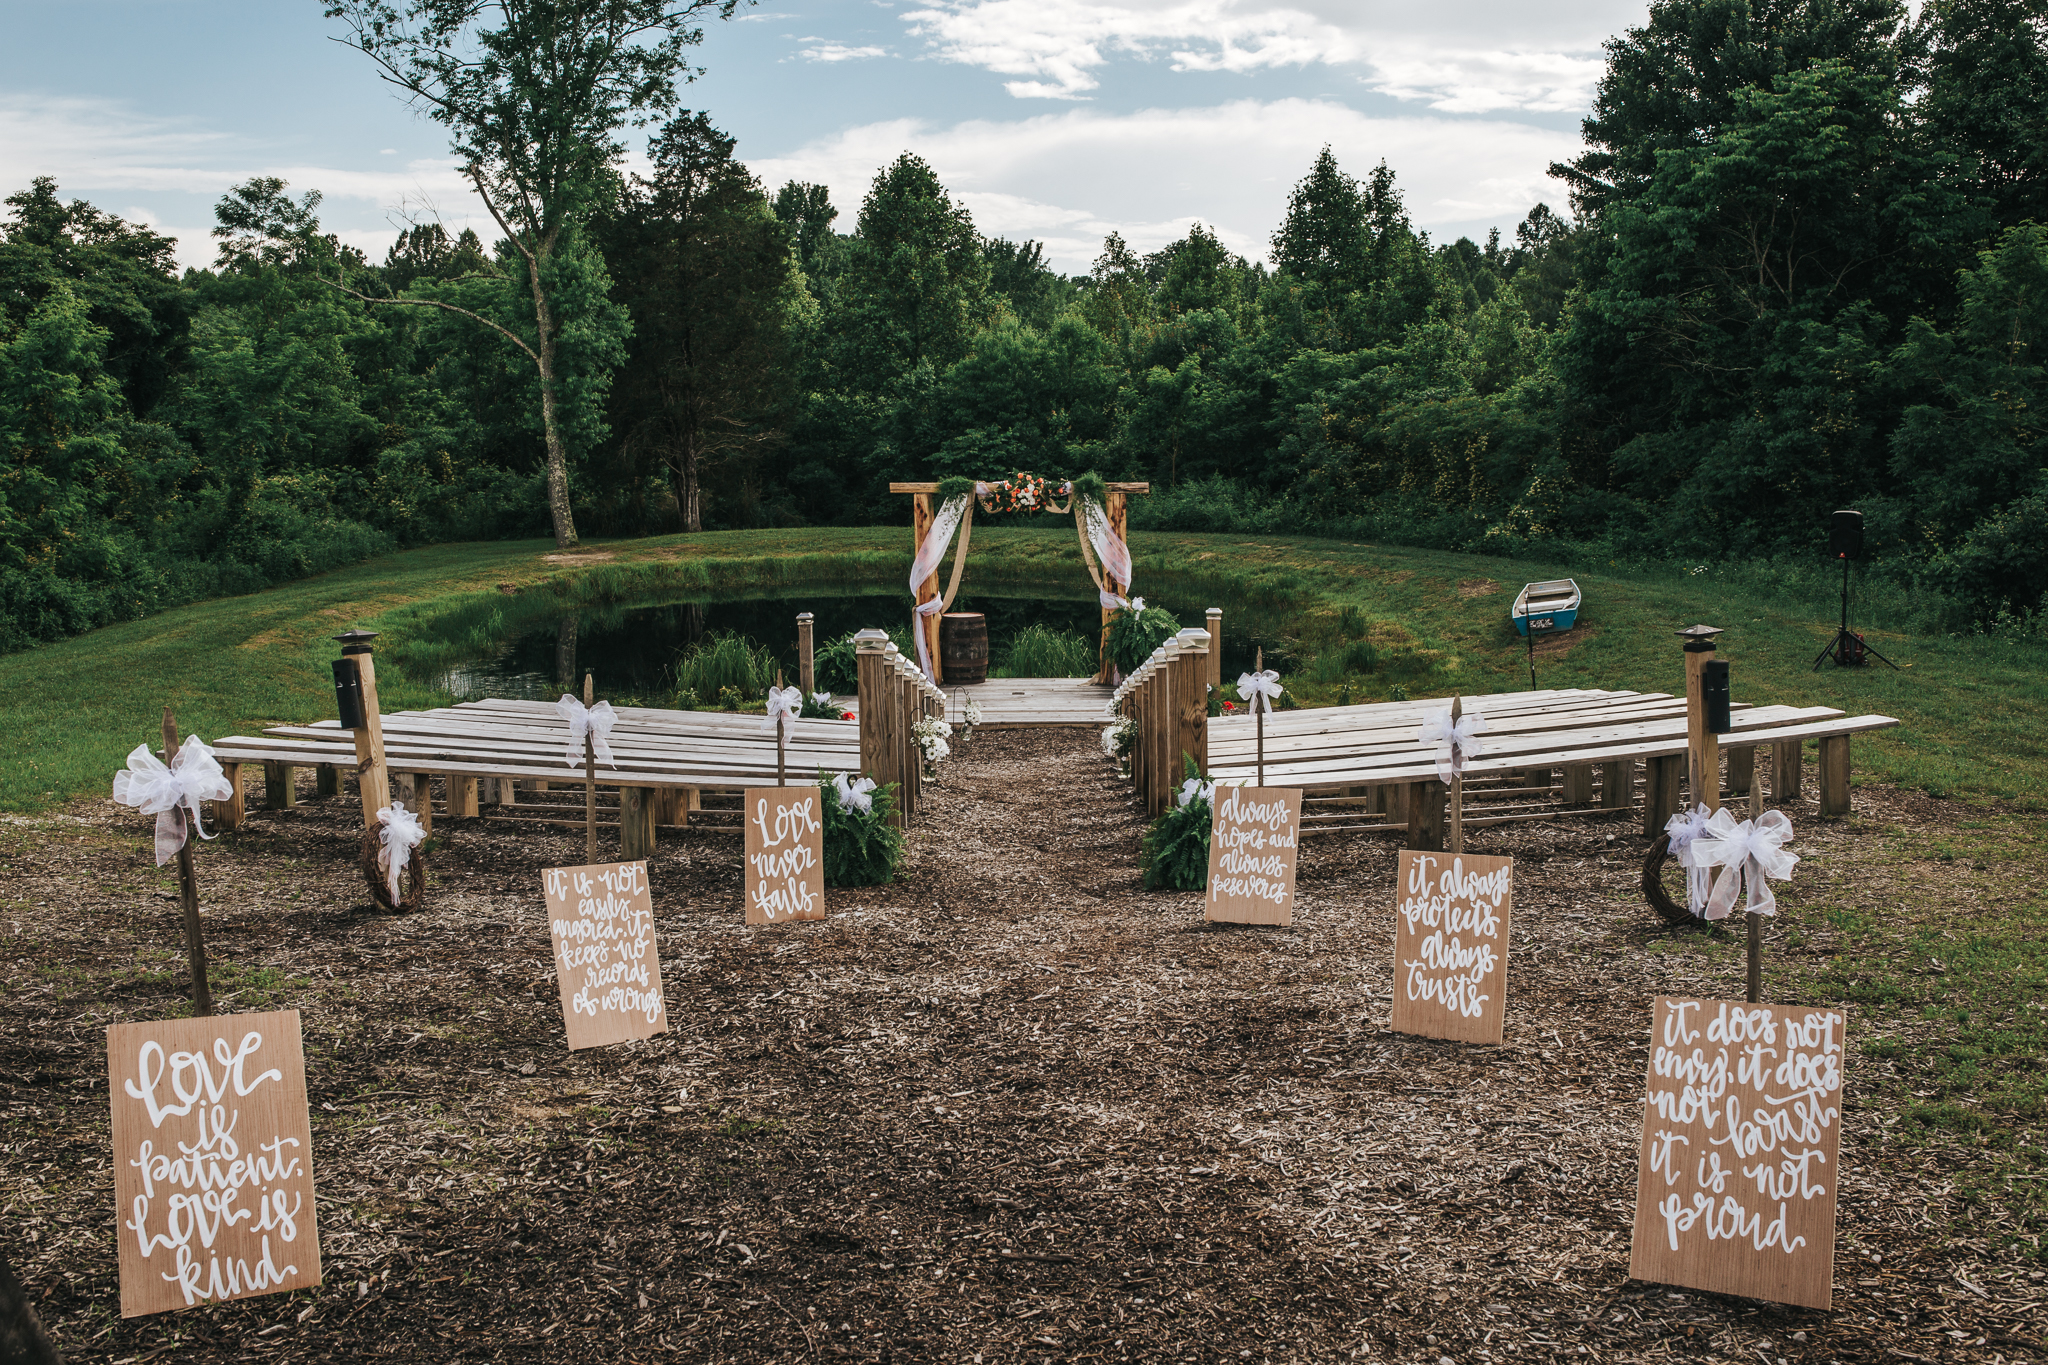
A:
[1812,554,1899,671]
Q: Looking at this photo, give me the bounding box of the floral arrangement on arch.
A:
[975,471,1077,516]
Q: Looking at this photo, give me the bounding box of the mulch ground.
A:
[2,727,2042,1363]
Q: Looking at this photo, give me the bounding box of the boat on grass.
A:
[1511,578,1580,636]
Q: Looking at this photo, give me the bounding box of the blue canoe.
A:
[1512,578,1581,636]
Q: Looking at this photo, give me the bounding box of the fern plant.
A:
[1140,753,1213,891]
[1108,603,1181,673]
[819,769,906,886]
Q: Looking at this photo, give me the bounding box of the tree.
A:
[1271,148,1367,291]
[1553,0,1907,219]
[1913,0,2048,230]
[323,0,745,547]
[1156,223,1232,317]
[772,181,839,280]
[838,154,989,386]
[595,111,805,530]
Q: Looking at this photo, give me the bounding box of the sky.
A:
[0,0,1653,276]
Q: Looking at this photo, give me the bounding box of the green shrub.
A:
[1108,603,1181,673]
[820,771,905,886]
[676,631,772,700]
[1140,754,1213,891]
[814,626,916,694]
[1001,623,1097,677]
[1311,637,1378,682]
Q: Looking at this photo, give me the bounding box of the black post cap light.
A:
[333,629,379,656]
[1675,623,1724,653]
[1703,659,1732,733]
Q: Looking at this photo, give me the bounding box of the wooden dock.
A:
[942,677,1114,728]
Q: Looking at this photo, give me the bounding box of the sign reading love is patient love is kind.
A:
[744,786,824,926]
[1205,786,1302,926]
[1630,997,1845,1310]
[107,1010,321,1317]
[542,860,668,1050]
[1391,851,1514,1045]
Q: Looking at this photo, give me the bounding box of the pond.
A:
[434,588,1300,702]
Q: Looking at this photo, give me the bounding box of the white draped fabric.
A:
[375,801,427,905]
[832,771,877,815]
[1080,495,1133,607]
[1662,803,1717,916]
[111,735,234,866]
[1237,669,1283,714]
[1418,706,1488,784]
[909,491,977,678]
[1691,808,1799,919]
[765,685,804,746]
[556,695,617,767]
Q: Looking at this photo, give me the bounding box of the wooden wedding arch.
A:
[889,480,1150,685]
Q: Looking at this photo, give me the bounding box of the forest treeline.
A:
[4,0,2047,652]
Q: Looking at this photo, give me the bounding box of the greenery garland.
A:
[819,769,906,886]
[934,475,977,500]
[1069,471,1107,504]
[1140,754,1213,891]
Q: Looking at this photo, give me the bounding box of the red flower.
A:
[842,710,856,720]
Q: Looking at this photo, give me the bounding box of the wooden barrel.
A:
[940,613,989,684]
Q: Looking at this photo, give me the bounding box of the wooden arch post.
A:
[889,479,1151,687]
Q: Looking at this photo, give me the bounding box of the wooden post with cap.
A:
[335,630,390,830]
[797,612,815,695]
[1448,694,1465,856]
[583,670,597,862]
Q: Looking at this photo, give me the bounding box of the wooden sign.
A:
[542,860,668,1050]
[1391,851,1514,1044]
[744,786,825,925]
[1629,997,1846,1309]
[107,1010,321,1317]
[1205,786,1302,925]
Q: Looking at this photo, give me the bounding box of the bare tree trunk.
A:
[528,270,579,549]
[555,612,579,690]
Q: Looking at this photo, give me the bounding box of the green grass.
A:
[673,631,776,701]
[3,525,2045,811]
[994,623,1098,678]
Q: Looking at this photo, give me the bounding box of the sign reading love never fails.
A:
[108,1010,322,1317]
[542,860,668,1051]
[1630,996,1846,1310]
[745,786,825,926]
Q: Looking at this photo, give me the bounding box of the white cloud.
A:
[898,0,1638,110]
[744,97,1577,273]
[800,40,890,61]
[0,94,488,269]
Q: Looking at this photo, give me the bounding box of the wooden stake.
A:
[776,669,787,788]
[161,707,212,1017]
[1255,646,1265,787]
[1449,694,1465,856]
[1748,745,1767,1003]
[346,653,391,828]
[583,670,597,862]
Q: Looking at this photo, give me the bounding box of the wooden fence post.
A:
[1681,626,1723,814]
[797,612,816,696]
[337,633,391,830]
[912,494,943,684]
[1174,628,1210,779]
[1150,639,1181,815]
[1205,608,1222,693]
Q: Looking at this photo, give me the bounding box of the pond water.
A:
[435,589,1298,701]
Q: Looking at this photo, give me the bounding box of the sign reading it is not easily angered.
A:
[744,786,824,925]
[1391,850,1514,1045]
[108,1010,322,1317]
[542,860,668,1050]
[1630,997,1845,1310]
[1205,786,1301,926]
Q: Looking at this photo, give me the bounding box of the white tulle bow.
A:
[112,735,234,866]
[765,685,804,746]
[1237,669,1283,714]
[1098,592,1147,612]
[1663,803,1716,916]
[1418,705,1488,783]
[557,695,617,767]
[1178,777,1216,808]
[1691,808,1799,919]
[375,801,427,904]
[832,771,877,815]
[810,690,833,709]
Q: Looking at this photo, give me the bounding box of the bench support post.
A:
[1818,735,1851,816]
[1644,755,1683,837]
[620,787,656,858]
[263,762,296,810]
[1406,779,1446,851]
[1599,759,1632,810]
[1561,764,1592,808]
[1727,746,1754,798]
[315,765,339,799]
[447,776,480,819]
[1775,740,1803,803]
[213,763,246,831]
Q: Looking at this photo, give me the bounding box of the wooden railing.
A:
[1108,628,1211,816]
[853,630,946,828]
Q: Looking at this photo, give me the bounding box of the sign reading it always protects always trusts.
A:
[1391,850,1514,1045]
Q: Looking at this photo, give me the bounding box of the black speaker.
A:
[333,658,368,729]
[1827,509,1864,559]
[1703,659,1731,734]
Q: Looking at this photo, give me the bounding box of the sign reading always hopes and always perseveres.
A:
[108,1010,321,1317]
[1205,786,1302,926]
[744,786,825,926]
[1630,997,1845,1310]
[542,860,668,1050]
[1392,850,1514,1045]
